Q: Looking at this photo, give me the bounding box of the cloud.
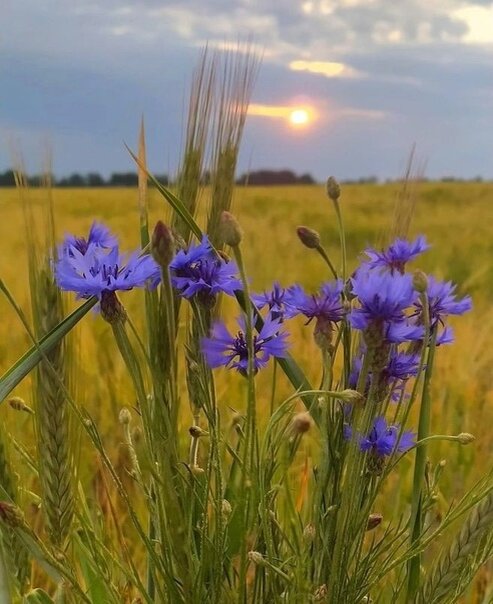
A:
[453,4,493,43]
[289,60,361,78]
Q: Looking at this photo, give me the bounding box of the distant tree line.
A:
[0,168,489,188]
[0,170,169,188]
[0,169,317,187]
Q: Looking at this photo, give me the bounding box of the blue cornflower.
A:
[285,280,345,350]
[55,243,161,300]
[359,417,415,457]
[62,222,118,256]
[170,235,242,300]
[201,314,289,376]
[363,236,429,274]
[349,270,422,343]
[384,352,421,381]
[414,277,472,327]
[252,282,291,320]
[284,280,345,322]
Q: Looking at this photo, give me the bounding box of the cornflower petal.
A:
[363,236,429,273]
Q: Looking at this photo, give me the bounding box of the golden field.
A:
[1,181,493,515]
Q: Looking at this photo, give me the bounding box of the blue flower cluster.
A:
[55,225,472,463]
[55,222,160,300]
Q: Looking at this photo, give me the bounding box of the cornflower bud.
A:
[412,269,429,294]
[366,513,383,531]
[457,432,475,445]
[296,226,320,249]
[338,389,365,405]
[100,290,126,324]
[8,396,34,414]
[326,176,341,201]
[291,412,314,435]
[151,220,174,268]
[189,425,208,438]
[219,211,243,247]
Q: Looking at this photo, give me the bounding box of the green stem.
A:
[406,329,438,600]
[333,199,347,281]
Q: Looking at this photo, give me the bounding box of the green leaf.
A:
[126,143,203,241]
[0,296,97,403]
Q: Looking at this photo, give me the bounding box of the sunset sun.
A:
[288,108,310,127]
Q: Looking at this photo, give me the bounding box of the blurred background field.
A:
[1,181,493,582]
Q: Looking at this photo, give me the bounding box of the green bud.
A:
[151,221,175,268]
[413,270,428,294]
[326,176,341,201]
[457,432,475,445]
[219,211,243,247]
[366,513,383,531]
[296,226,320,249]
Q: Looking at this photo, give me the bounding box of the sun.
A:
[288,108,311,127]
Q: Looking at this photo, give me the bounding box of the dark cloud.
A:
[1,0,493,178]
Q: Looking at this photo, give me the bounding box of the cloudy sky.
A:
[2,0,493,180]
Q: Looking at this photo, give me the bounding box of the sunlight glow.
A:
[248,104,315,129]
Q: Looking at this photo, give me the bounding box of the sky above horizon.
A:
[2,0,493,181]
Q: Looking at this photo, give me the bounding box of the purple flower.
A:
[384,352,421,381]
[62,222,118,256]
[55,242,161,299]
[359,417,415,457]
[349,270,423,343]
[284,280,345,323]
[414,277,472,327]
[201,314,289,376]
[363,236,429,274]
[170,235,242,300]
[252,282,291,320]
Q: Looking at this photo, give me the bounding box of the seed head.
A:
[338,389,365,405]
[119,408,132,425]
[326,176,341,201]
[296,226,320,249]
[151,221,175,268]
[221,499,232,518]
[291,412,314,435]
[303,523,316,544]
[248,551,265,565]
[0,501,24,528]
[219,211,243,247]
[189,425,208,438]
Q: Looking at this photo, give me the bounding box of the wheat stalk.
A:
[421,490,493,603]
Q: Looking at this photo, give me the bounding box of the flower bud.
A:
[8,397,34,414]
[100,291,126,324]
[413,270,429,294]
[151,221,175,268]
[457,432,475,445]
[366,513,383,531]
[296,226,320,249]
[291,412,314,435]
[189,425,208,438]
[119,408,132,425]
[219,211,243,247]
[338,389,365,405]
[326,176,341,201]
